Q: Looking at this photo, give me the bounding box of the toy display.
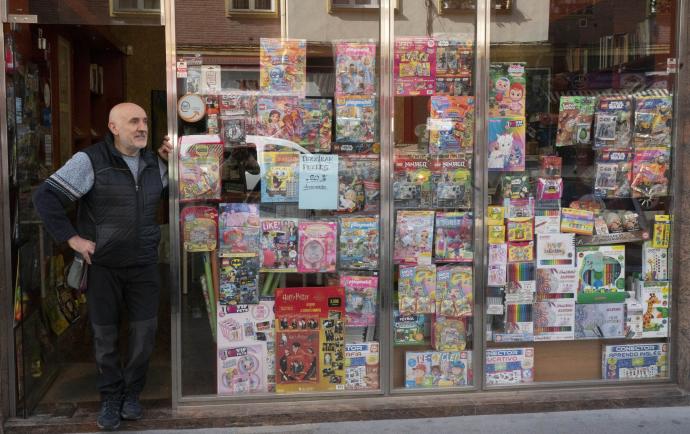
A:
[393,154,433,208]
[431,153,472,208]
[394,310,427,345]
[594,149,633,198]
[260,219,299,272]
[219,256,260,305]
[594,96,633,148]
[488,117,526,171]
[261,152,300,203]
[398,264,436,315]
[432,316,467,351]
[342,275,378,328]
[436,265,472,318]
[489,62,526,117]
[218,203,260,257]
[555,96,596,147]
[636,281,670,338]
[394,211,435,264]
[339,216,379,270]
[259,38,306,95]
[428,96,475,153]
[179,138,223,202]
[335,95,378,143]
[576,245,626,302]
[180,206,218,252]
[630,147,670,199]
[434,37,473,96]
[434,212,473,263]
[298,221,337,273]
[394,37,436,96]
[633,96,672,148]
[335,42,376,96]
[485,348,534,385]
[217,342,268,395]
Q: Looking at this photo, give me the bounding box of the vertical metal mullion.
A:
[380,0,394,396]
[669,0,687,385]
[0,13,18,419]
[163,0,182,410]
[474,0,490,391]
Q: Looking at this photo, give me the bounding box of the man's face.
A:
[110,104,148,154]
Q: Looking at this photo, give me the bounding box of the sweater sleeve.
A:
[33,152,95,243]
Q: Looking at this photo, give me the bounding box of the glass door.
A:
[484,0,678,386]
[389,0,479,391]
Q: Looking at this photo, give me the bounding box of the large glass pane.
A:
[175,0,382,397]
[390,1,477,391]
[484,0,677,385]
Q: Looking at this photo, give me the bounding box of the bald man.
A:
[33,103,172,430]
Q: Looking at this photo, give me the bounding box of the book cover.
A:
[180,206,218,252]
[297,221,337,273]
[345,342,380,390]
[637,281,670,338]
[533,299,575,341]
[260,218,299,272]
[394,37,436,96]
[436,265,473,318]
[574,303,625,339]
[218,203,260,257]
[534,209,561,234]
[488,117,526,171]
[335,95,378,143]
[536,233,575,269]
[261,151,300,203]
[275,286,346,393]
[489,62,526,117]
[603,343,668,380]
[555,96,596,147]
[398,264,436,315]
[394,210,435,265]
[394,311,427,345]
[434,37,473,96]
[335,42,377,96]
[405,351,472,388]
[434,212,473,263]
[219,256,260,305]
[259,38,306,95]
[339,216,379,270]
[342,275,378,327]
[485,348,534,385]
[431,153,473,209]
[428,96,475,153]
[217,342,268,395]
[536,267,578,297]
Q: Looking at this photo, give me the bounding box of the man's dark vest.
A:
[77,134,163,267]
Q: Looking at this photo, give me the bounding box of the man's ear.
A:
[108,121,118,135]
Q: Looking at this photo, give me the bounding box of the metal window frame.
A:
[226,0,280,18]
[110,0,162,16]
[162,0,685,407]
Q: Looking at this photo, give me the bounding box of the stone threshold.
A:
[5,384,689,433]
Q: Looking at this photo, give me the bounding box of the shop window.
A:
[110,0,161,15]
[227,0,279,17]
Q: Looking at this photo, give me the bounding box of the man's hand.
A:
[157,136,173,162]
[68,235,96,265]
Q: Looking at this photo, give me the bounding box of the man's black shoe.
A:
[120,392,143,421]
[97,395,122,431]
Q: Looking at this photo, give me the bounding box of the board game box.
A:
[405,350,472,388]
[485,347,534,385]
[602,343,668,380]
[394,311,427,345]
[344,342,380,390]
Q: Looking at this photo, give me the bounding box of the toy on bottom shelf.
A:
[405,351,472,388]
[485,348,534,385]
[576,245,626,303]
[275,286,345,393]
[602,343,668,380]
[217,342,268,395]
[344,342,380,391]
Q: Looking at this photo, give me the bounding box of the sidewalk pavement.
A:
[104,406,690,434]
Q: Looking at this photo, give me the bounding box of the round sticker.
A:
[178,94,205,123]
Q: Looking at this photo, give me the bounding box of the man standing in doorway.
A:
[33,103,172,430]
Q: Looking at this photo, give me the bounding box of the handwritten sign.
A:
[299,154,338,210]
